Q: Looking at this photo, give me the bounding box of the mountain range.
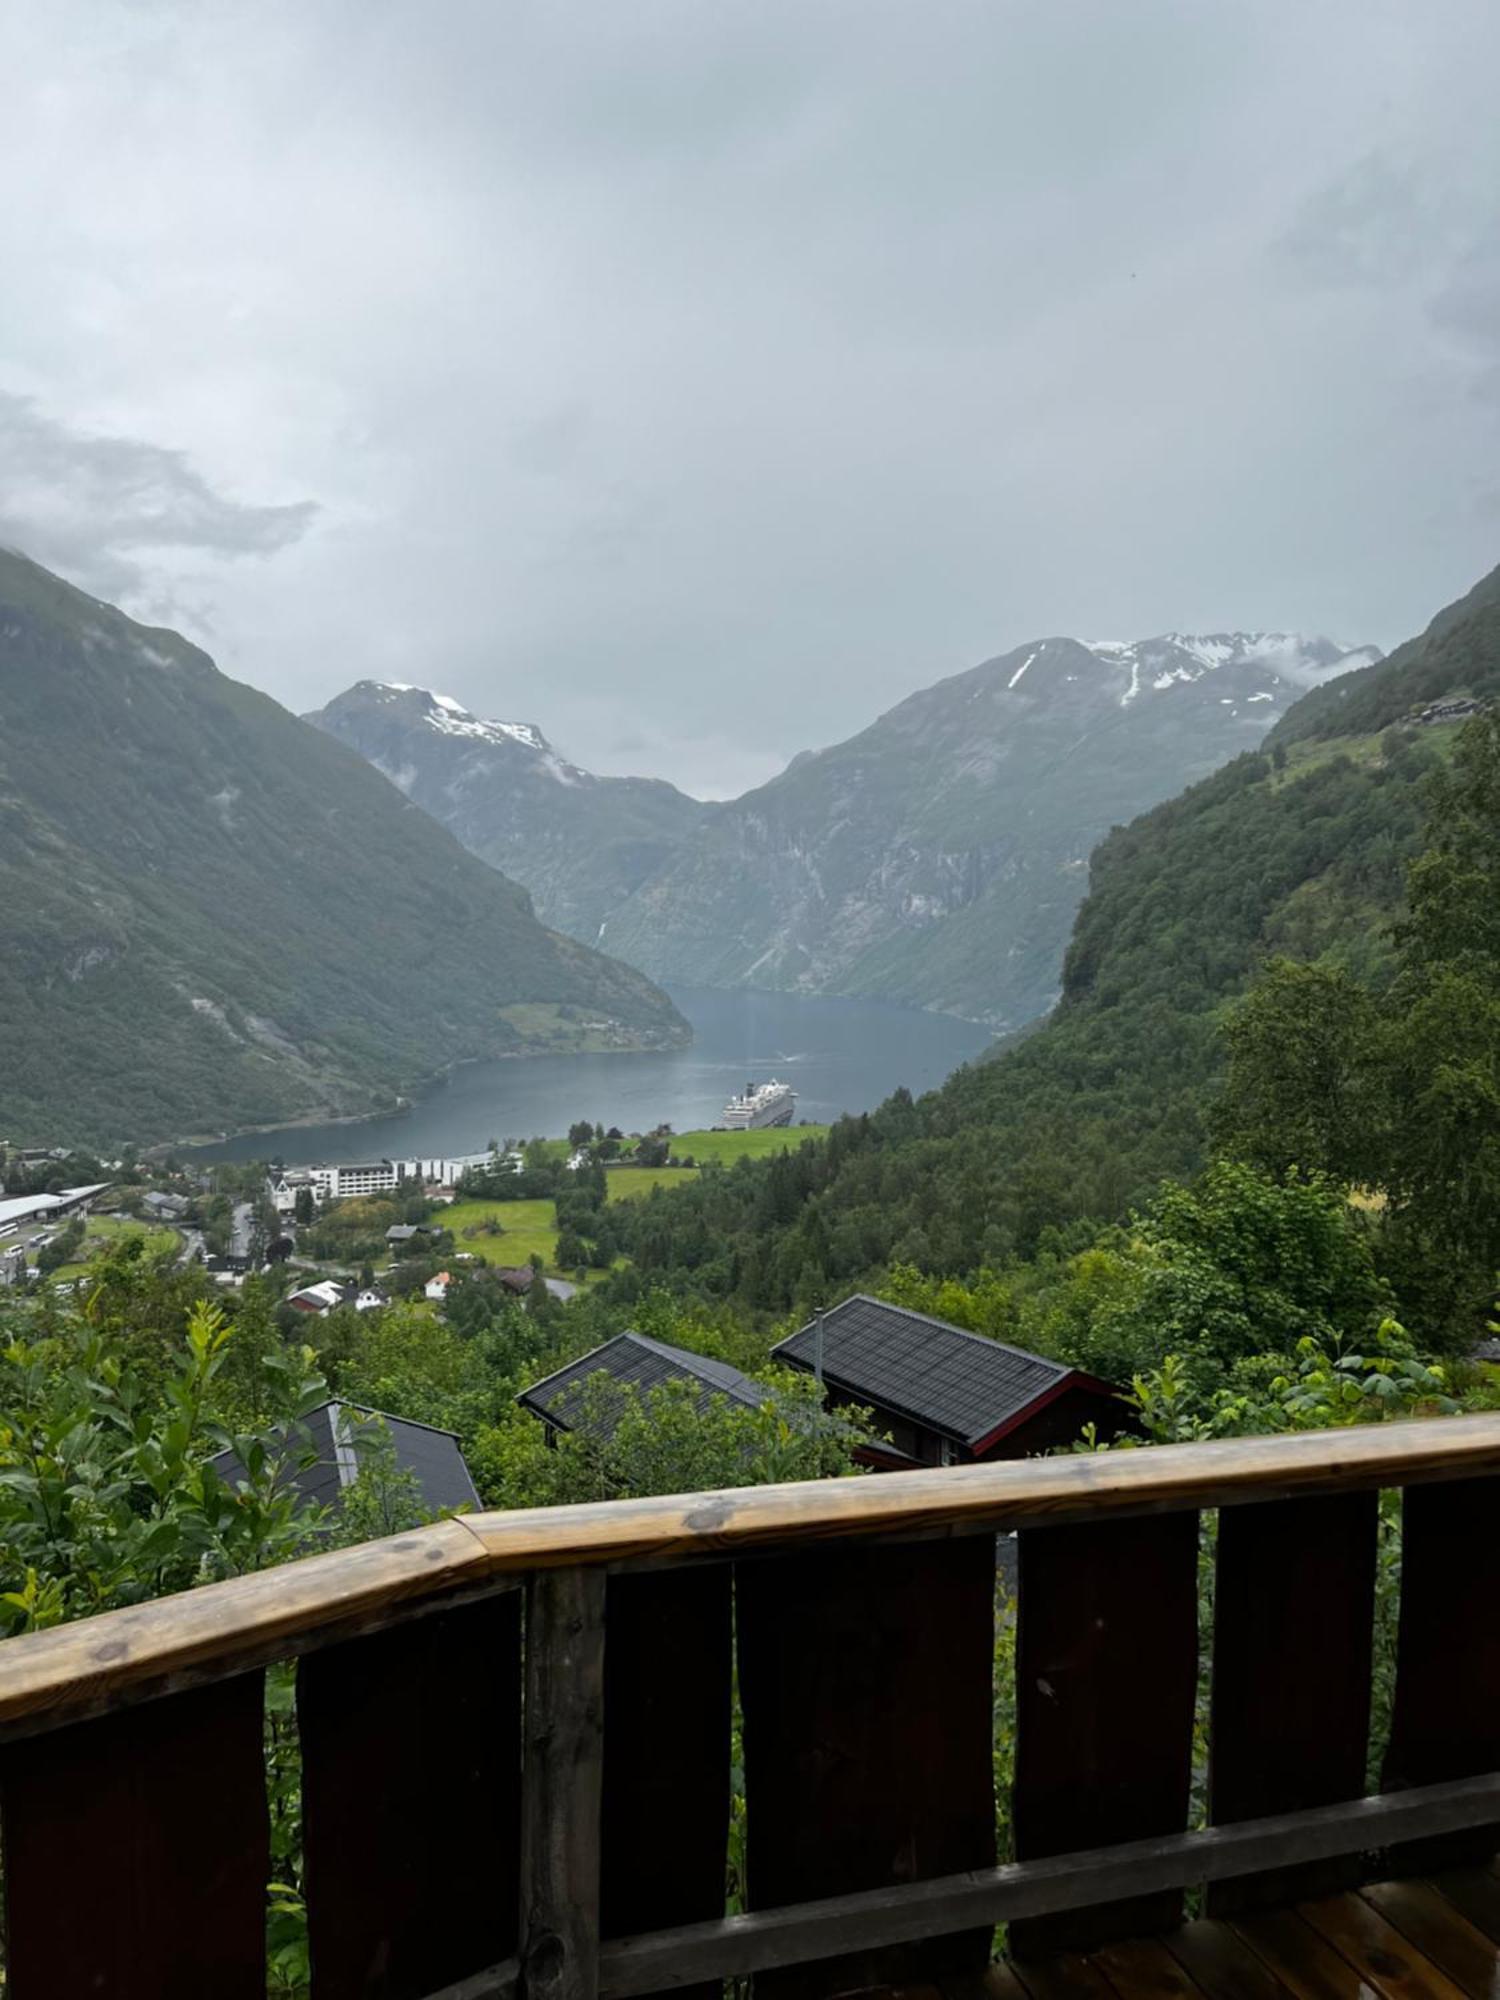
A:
[312,630,1380,1029]
[590,554,1499,1316]
[0,549,687,1149]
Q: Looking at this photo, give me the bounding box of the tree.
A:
[1217,715,1500,1343]
[568,1120,595,1148]
[1023,1161,1396,1389]
[473,1371,874,1509]
[294,1186,315,1225]
[555,1229,590,1268]
[1216,959,1386,1185]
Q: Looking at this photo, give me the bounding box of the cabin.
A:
[6,1417,1500,2000]
[773,1294,1136,1466]
[286,1278,351,1316]
[209,1399,479,1517]
[519,1330,763,1441]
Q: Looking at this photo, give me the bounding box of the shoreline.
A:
[156,1030,692,1159]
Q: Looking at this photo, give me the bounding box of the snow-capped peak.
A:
[358,680,584,782]
[368,680,549,751]
[1078,633,1382,708]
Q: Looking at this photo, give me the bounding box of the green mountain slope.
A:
[0,550,687,1149]
[601,565,1494,1310]
[1271,560,1500,747]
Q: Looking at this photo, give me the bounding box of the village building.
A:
[518,1332,764,1442]
[772,1294,1136,1467]
[210,1401,479,1518]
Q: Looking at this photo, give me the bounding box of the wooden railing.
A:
[4,1417,1500,1999]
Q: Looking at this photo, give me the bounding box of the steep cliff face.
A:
[0,551,689,1147]
[309,681,708,943]
[315,630,1380,1029]
[594,632,1381,1026]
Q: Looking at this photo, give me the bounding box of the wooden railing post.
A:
[522,1566,608,2000]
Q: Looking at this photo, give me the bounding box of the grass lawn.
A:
[606,1166,700,1201]
[441,1197,559,1269]
[668,1125,828,1164]
[48,1214,180,1282]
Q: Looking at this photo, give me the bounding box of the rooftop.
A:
[210,1399,479,1515]
[519,1331,764,1438]
[773,1293,1095,1448]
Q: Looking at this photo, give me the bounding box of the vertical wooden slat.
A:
[299,1592,522,2000]
[1383,1476,1500,1868]
[0,1672,269,1999]
[522,1566,608,2000]
[736,1534,997,2000]
[601,1566,733,2000]
[1207,1493,1378,1915]
[1009,1511,1199,1959]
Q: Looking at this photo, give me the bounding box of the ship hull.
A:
[719,1085,797,1130]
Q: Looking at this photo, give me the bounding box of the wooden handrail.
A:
[5,1412,1500,1739]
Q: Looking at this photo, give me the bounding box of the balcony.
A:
[3,1418,1500,1999]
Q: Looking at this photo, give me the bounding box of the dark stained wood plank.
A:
[1167,1919,1297,2000]
[597,1777,1500,2000]
[1429,1875,1500,1951]
[1208,1494,1378,1916]
[601,1567,732,2000]
[522,1567,608,2000]
[945,1963,1037,2000]
[1007,1952,1118,2000]
[0,1671,269,2000]
[1298,1894,1469,2000]
[1229,1911,1372,2000]
[1358,1881,1500,2000]
[299,1592,522,2000]
[1087,1936,1209,2000]
[736,1534,997,2000]
[1009,1511,1199,1957]
[1383,1479,1500,1870]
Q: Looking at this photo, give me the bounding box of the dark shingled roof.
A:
[772,1295,1073,1449]
[518,1332,764,1439]
[211,1400,479,1516]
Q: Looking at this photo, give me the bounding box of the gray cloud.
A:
[0,1,1497,793]
[0,393,317,600]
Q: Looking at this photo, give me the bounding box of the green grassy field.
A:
[407,1125,832,1275]
[441,1197,560,1269]
[606,1166,700,1201]
[667,1125,828,1164]
[48,1213,180,1282]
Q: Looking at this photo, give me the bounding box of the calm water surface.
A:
[190,987,994,1165]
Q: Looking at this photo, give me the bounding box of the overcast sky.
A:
[2,1,1498,797]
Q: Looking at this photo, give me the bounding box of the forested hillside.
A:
[600,563,1498,1345]
[0,550,687,1149]
[1271,559,1500,747]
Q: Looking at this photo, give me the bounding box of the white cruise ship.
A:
[719,1078,797,1130]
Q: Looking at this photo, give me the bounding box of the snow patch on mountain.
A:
[1076,633,1383,709]
[368,681,560,759]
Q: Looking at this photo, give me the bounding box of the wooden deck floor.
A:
[933,1869,1500,2000]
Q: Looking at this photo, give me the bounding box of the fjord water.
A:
[190,987,994,1165]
